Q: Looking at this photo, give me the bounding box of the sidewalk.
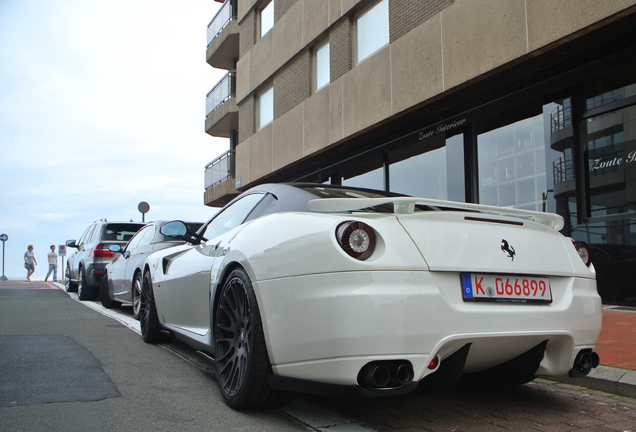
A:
[548,305,636,399]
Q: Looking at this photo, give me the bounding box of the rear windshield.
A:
[300,185,442,213]
[301,185,402,200]
[102,224,144,242]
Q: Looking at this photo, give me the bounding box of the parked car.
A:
[138,183,601,410]
[100,220,203,318]
[590,243,636,304]
[65,219,145,300]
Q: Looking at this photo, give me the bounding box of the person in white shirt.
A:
[45,245,58,282]
[24,245,37,281]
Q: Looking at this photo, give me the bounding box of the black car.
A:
[65,219,145,300]
[100,220,203,318]
[591,243,636,304]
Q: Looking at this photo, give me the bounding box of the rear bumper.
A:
[85,263,107,288]
[254,270,601,386]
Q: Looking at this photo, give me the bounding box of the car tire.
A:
[100,272,121,309]
[78,268,97,301]
[139,271,161,343]
[131,271,142,320]
[214,268,289,410]
[65,265,78,293]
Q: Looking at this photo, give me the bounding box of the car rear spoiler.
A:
[308,197,564,231]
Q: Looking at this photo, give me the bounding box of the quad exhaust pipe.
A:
[569,349,600,378]
[358,361,414,389]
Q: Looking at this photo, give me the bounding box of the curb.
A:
[542,365,636,399]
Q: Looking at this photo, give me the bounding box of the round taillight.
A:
[572,240,591,266]
[336,221,375,260]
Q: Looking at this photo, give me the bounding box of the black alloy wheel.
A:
[214,268,289,410]
[131,271,142,320]
[139,271,161,343]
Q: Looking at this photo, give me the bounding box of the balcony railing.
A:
[550,104,572,134]
[207,0,235,45]
[206,71,236,116]
[205,150,233,188]
[553,155,574,184]
[553,144,626,184]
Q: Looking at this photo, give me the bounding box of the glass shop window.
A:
[389,133,465,201]
[478,114,550,211]
[342,165,384,190]
[584,87,636,219]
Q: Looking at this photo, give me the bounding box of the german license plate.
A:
[461,273,552,304]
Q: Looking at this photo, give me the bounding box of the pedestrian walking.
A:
[24,245,37,281]
[45,245,58,282]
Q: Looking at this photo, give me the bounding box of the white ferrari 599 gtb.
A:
[138,183,601,410]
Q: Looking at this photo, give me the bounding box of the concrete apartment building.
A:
[204,1,636,301]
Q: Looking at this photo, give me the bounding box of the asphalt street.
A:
[0,281,310,432]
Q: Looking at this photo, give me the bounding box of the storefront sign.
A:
[591,150,636,171]
[418,118,467,141]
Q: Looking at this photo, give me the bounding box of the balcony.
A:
[207,0,239,70]
[205,71,238,138]
[549,102,574,152]
[204,150,240,207]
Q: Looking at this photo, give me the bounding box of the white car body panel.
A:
[141,188,601,398]
[396,212,578,275]
[255,271,599,384]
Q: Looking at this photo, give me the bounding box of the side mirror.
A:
[160,221,200,245]
[108,244,122,253]
[66,240,78,249]
[160,221,188,238]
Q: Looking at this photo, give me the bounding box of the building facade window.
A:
[355,0,389,63]
[315,41,330,91]
[260,0,274,38]
[257,86,274,129]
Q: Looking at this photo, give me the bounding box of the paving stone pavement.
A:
[301,379,636,431]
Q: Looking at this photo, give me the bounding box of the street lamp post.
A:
[0,233,8,281]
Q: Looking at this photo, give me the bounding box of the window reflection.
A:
[585,105,636,216]
[342,167,384,190]
[390,145,447,199]
[478,115,548,211]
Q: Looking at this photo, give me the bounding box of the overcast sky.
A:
[0,0,228,279]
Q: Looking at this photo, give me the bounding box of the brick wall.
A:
[239,9,255,59]
[274,51,311,118]
[330,18,353,81]
[390,0,454,41]
[238,96,254,143]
